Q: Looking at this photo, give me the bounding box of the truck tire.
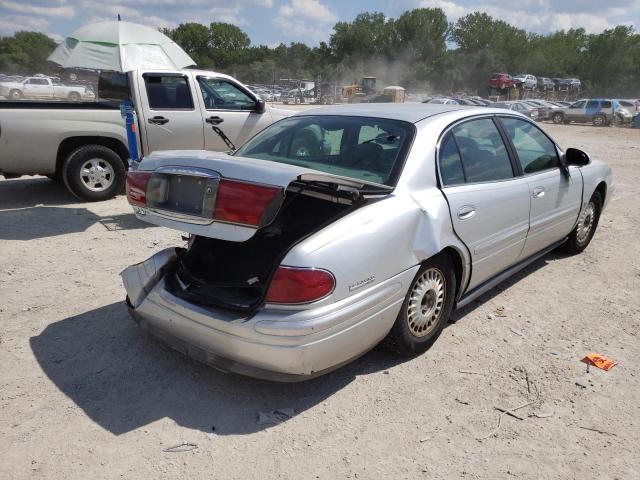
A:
[62,145,126,202]
[68,91,80,102]
[9,89,22,100]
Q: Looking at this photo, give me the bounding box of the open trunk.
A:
[165,187,357,311]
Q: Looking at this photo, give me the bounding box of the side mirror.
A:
[564,147,590,166]
[255,98,266,114]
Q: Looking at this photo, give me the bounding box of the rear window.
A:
[144,74,193,110]
[234,115,415,186]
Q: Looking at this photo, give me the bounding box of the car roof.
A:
[290,103,472,124]
[288,103,524,125]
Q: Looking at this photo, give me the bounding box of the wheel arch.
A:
[428,245,468,301]
[56,136,129,176]
[595,181,607,204]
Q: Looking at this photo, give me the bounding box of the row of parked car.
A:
[489,73,581,92]
[0,73,95,101]
[424,96,640,127]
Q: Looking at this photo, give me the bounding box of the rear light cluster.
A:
[126,170,281,227]
[265,267,335,304]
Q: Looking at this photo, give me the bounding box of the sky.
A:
[1,0,639,44]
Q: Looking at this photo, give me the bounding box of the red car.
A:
[489,73,515,89]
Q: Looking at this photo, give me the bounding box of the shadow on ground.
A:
[29,243,569,436]
[0,177,147,240]
[30,302,406,436]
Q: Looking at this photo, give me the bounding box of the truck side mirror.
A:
[564,147,590,166]
[255,98,266,114]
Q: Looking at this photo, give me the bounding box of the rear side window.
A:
[451,119,514,183]
[500,117,559,174]
[586,100,598,109]
[601,100,611,108]
[438,132,465,186]
[144,75,193,110]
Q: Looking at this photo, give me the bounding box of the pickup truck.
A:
[0,69,294,201]
[0,76,94,101]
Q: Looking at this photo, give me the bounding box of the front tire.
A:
[559,192,602,254]
[552,112,564,124]
[385,254,456,357]
[62,145,126,201]
[9,89,22,100]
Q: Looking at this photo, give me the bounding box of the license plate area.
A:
[146,167,220,222]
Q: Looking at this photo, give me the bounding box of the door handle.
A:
[457,205,476,220]
[532,187,545,198]
[148,116,169,125]
[206,116,224,125]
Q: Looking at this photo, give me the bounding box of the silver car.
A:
[122,104,613,381]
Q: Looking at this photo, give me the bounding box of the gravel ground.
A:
[1,123,639,480]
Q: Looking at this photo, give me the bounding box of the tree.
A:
[0,31,57,74]
[161,23,210,66]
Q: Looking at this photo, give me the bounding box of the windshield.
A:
[234,115,415,186]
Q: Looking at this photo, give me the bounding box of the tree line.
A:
[1,8,639,96]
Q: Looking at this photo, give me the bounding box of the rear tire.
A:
[559,192,602,254]
[592,114,606,127]
[385,254,456,357]
[552,112,564,124]
[68,91,80,102]
[62,144,126,201]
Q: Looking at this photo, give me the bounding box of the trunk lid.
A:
[128,150,387,242]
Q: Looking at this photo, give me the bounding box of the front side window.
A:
[570,101,586,109]
[234,115,414,186]
[451,118,514,183]
[500,117,559,174]
[144,75,193,110]
[198,78,256,110]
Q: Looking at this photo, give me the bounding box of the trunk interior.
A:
[165,187,358,311]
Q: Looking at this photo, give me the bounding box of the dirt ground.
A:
[1,123,639,480]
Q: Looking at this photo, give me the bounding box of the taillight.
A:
[265,267,335,304]
[213,179,281,227]
[126,170,152,206]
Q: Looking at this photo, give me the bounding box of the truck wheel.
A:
[559,192,602,254]
[592,114,606,127]
[552,112,564,124]
[68,91,80,102]
[384,253,456,357]
[62,145,126,202]
[9,89,22,100]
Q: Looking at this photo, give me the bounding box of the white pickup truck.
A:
[0,76,94,101]
[0,69,294,200]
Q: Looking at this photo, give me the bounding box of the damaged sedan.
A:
[122,104,612,381]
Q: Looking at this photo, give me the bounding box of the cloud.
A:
[273,0,337,41]
[0,14,50,36]
[0,0,74,17]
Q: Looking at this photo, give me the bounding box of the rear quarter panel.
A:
[281,116,473,307]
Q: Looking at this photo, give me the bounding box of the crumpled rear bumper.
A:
[121,248,416,381]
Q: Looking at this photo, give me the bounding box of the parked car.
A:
[521,100,552,120]
[537,77,555,92]
[121,103,612,381]
[488,73,515,90]
[493,101,539,120]
[0,69,295,200]
[615,99,637,116]
[551,98,633,126]
[513,74,537,89]
[558,78,581,92]
[0,76,94,101]
[424,98,459,105]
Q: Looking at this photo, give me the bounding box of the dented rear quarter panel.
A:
[278,117,472,309]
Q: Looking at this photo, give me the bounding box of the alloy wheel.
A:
[407,268,446,337]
